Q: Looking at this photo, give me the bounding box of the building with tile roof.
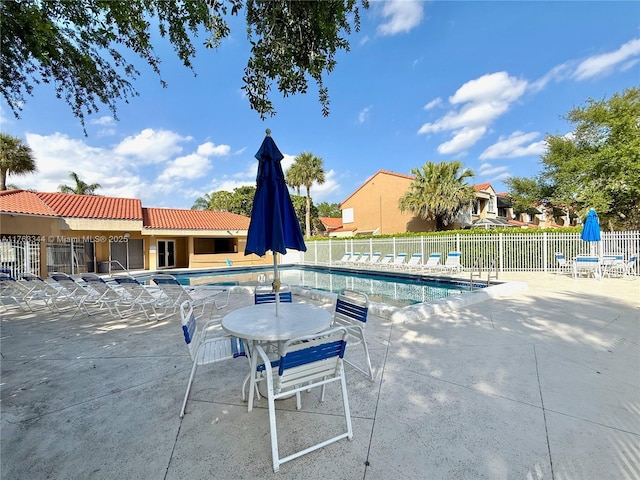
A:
[0,190,257,277]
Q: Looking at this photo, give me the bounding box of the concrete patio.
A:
[1,272,638,479]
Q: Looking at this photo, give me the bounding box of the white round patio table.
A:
[221,303,332,343]
[221,303,332,410]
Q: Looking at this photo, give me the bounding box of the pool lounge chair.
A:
[364,252,382,268]
[112,276,173,320]
[81,273,134,318]
[375,254,394,268]
[402,253,423,271]
[50,272,108,318]
[355,252,371,265]
[152,274,229,319]
[422,253,442,272]
[334,252,352,265]
[21,272,70,312]
[390,253,408,269]
[434,251,463,274]
[0,273,33,311]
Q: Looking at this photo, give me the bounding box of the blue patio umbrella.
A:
[245,129,306,314]
[581,208,601,255]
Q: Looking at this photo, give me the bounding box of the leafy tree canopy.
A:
[192,185,256,217]
[522,87,640,230]
[0,132,37,190]
[316,201,341,217]
[1,0,367,130]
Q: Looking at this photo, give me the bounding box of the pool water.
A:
[168,265,481,308]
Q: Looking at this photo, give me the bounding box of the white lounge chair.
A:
[365,252,382,268]
[152,274,229,319]
[81,273,133,318]
[403,253,423,271]
[376,254,394,268]
[391,253,408,269]
[423,253,442,272]
[432,251,463,274]
[252,326,353,472]
[334,252,352,265]
[50,272,106,318]
[112,276,173,320]
[355,252,371,265]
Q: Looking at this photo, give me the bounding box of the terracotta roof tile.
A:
[143,208,250,230]
[0,190,57,216]
[319,217,342,229]
[35,192,142,219]
[474,182,492,191]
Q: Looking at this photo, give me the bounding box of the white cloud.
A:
[114,128,191,163]
[90,116,115,126]
[478,162,509,177]
[480,131,547,159]
[573,38,640,80]
[157,153,211,182]
[531,38,640,91]
[418,72,528,154]
[358,106,372,123]
[197,141,231,157]
[437,127,486,155]
[308,169,340,201]
[377,0,424,36]
[423,98,441,110]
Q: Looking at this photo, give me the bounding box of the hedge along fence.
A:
[296,229,640,273]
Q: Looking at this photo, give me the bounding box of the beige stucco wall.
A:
[340,172,434,235]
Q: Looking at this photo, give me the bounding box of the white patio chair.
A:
[391,253,408,269]
[573,255,601,279]
[253,326,353,473]
[601,254,625,278]
[254,283,293,304]
[113,276,172,320]
[178,300,248,417]
[152,274,228,319]
[423,253,442,273]
[331,290,374,380]
[345,252,361,264]
[554,252,572,275]
[605,253,637,278]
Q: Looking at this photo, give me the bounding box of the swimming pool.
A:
[165,265,485,308]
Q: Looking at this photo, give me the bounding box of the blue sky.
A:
[2,1,639,211]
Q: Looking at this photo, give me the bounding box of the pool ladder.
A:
[470,257,498,289]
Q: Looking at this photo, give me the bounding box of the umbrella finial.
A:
[265,128,271,136]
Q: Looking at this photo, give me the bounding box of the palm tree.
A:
[285,162,304,196]
[0,133,37,190]
[399,161,475,231]
[58,171,101,195]
[290,152,325,238]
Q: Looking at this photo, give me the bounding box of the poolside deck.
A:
[1,272,638,479]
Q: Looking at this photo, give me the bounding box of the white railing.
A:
[299,231,640,274]
[0,240,41,279]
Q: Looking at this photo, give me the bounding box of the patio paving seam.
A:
[534,344,556,480]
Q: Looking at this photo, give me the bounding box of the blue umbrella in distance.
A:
[245,129,306,314]
[581,208,601,255]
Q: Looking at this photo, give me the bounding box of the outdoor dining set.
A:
[554,252,638,279]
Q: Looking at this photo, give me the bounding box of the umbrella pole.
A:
[273,254,280,316]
